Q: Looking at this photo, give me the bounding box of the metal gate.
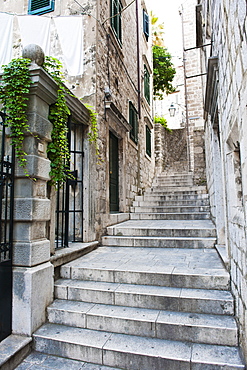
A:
[0,111,15,341]
[55,117,84,249]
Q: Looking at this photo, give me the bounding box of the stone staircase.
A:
[32,172,245,369]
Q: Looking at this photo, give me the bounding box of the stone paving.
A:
[15,351,119,370]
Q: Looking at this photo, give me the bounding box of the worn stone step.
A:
[48,300,238,346]
[106,220,216,238]
[54,279,234,315]
[146,187,207,195]
[130,212,210,220]
[101,235,216,248]
[60,265,229,291]
[33,323,245,369]
[133,196,209,205]
[131,205,210,212]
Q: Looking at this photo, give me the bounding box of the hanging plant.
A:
[0,58,32,174]
[43,56,71,185]
[84,103,103,164]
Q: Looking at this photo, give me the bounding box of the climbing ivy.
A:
[0,58,32,173]
[84,103,103,164]
[43,56,71,185]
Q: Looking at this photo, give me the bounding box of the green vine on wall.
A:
[0,58,32,174]
[43,57,71,185]
[84,103,103,164]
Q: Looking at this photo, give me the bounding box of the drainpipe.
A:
[135,0,141,192]
[180,6,193,172]
[135,0,141,119]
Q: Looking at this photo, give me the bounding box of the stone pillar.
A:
[12,48,57,336]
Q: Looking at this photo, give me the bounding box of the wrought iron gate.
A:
[55,117,84,249]
[0,112,15,341]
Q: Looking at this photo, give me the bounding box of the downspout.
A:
[180,6,193,172]
[135,0,141,192]
[135,0,141,118]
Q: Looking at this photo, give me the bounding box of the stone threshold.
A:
[0,334,32,370]
[50,241,99,269]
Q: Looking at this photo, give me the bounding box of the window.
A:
[111,0,123,44]
[129,102,138,144]
[146,125,151,157]
[28,0,54,15]
[144,65,150,104]
[143,10,149,41]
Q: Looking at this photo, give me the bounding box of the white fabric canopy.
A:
[0,13,13,70]
[18,15,51,55]
[54,16,84,76]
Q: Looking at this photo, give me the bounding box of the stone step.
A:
[134,196,209,205]
[146,186,207,194]
[101,235,216,248]
[106,220,216,238]
[131,205,210,212]
[33,323,245,369]
[130,212,210,220]
[60,264,229,291]
[143,194,209,202]
[54,279,234,315]
[47,300,238,346]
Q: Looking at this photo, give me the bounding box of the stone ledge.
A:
[50,241,99,268]
[216,244,230,270]
[0,334,32,370]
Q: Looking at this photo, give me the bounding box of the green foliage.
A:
[153,45,176,99]
[43,57,71,184]
[84,103,103,164]
[154,116,172,132]
[0,58,32,173]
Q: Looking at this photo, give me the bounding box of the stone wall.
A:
[200,0,247,361]
[154,124,189,173]
[0,0,155,239]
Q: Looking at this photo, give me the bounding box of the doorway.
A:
[109,132,119,212]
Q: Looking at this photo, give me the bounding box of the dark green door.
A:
[109,132,119,212]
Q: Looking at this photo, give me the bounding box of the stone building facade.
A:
[0,0,154,241]
[197,0,247,361]
[153,0,207,184]
[0,0,155,344]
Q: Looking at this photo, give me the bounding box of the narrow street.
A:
[16,172,245,369]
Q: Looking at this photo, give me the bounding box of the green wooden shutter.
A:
[146,125,151,157]
[110,0,122,44]
[129,102,138,144]
[28,0,54,15]
[143,10,149,41]
[144,65,150,104]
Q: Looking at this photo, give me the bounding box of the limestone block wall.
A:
[0,0,155,240]
[201,0,247,360]
[181,0,206,182]
[154,124,188,174]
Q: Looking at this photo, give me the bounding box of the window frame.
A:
[129,101,138,144]
[144,64,150,104]
[111,0,123,45]
[28,0,54,15]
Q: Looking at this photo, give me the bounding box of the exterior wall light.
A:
[169,103,176,117]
